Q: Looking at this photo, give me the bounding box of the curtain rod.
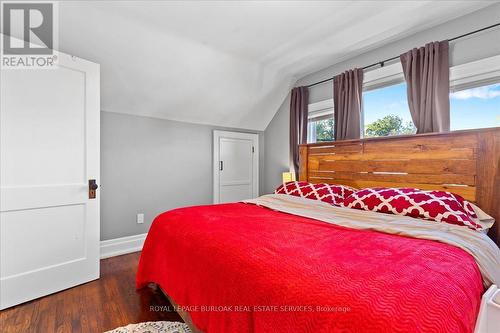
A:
[306,22,500,88]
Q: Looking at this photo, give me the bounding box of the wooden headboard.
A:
[299,127,500,246]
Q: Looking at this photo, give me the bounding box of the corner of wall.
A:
[263,92,291,195]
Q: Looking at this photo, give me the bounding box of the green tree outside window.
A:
[315,118,334,141]
[365,114,416,137]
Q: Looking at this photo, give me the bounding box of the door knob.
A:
[89,179,98,199]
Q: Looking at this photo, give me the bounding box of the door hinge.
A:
[252,146,255,153]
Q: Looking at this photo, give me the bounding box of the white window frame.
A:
[363,62,405,92]
[307,99,334,143]
[449,54,500,92]
[362,54,500,92]
[332,54,500,138]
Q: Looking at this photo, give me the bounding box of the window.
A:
[363,82,416,138]
[448,55,500,130]
[361,62,415,138]
[308,118,334,143]
[307,55,500,141]
[450,82,500,130]
[307,99,334,143]
[360,54,500,137]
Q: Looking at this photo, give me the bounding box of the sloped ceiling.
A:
[55,1,492,130]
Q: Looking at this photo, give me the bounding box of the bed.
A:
[137,128,500,333]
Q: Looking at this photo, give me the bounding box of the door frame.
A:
[213,130,259,204]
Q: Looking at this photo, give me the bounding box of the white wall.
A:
[263,3,500,193]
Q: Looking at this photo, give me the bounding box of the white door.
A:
[213,131,259,203]
[0,51,100,309]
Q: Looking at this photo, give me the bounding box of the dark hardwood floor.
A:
[0,252,182,333]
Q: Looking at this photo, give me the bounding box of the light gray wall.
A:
[263,94,290,195]
[263,4,500,192]
[101,111,264,240]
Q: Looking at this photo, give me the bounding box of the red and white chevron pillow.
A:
[275,181,357,206]
[342,187,483,230]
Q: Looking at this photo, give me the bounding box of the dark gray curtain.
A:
[289,86,309,176]
[400,41,450,133]
[333,69,363,140]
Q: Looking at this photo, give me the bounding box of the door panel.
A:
[1,68,86,186]
[220,184,253,203]
[1,204,86,277]
[220,138,253,184]
[0,51,100,309]
[213,131,258,203]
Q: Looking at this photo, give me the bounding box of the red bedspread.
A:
[136,203,484,333]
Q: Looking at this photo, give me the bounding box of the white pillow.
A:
[469,202,495,231]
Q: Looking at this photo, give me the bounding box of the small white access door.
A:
[0,51,100,309]
[213,131,259,203]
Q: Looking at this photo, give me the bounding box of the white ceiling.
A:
[54,1,492,130]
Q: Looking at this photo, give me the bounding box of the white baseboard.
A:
[100,233,147,259]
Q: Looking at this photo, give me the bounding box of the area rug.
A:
[105,321,192,333]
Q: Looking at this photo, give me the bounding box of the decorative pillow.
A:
[275,181,357,206]
[342,187,483,230]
